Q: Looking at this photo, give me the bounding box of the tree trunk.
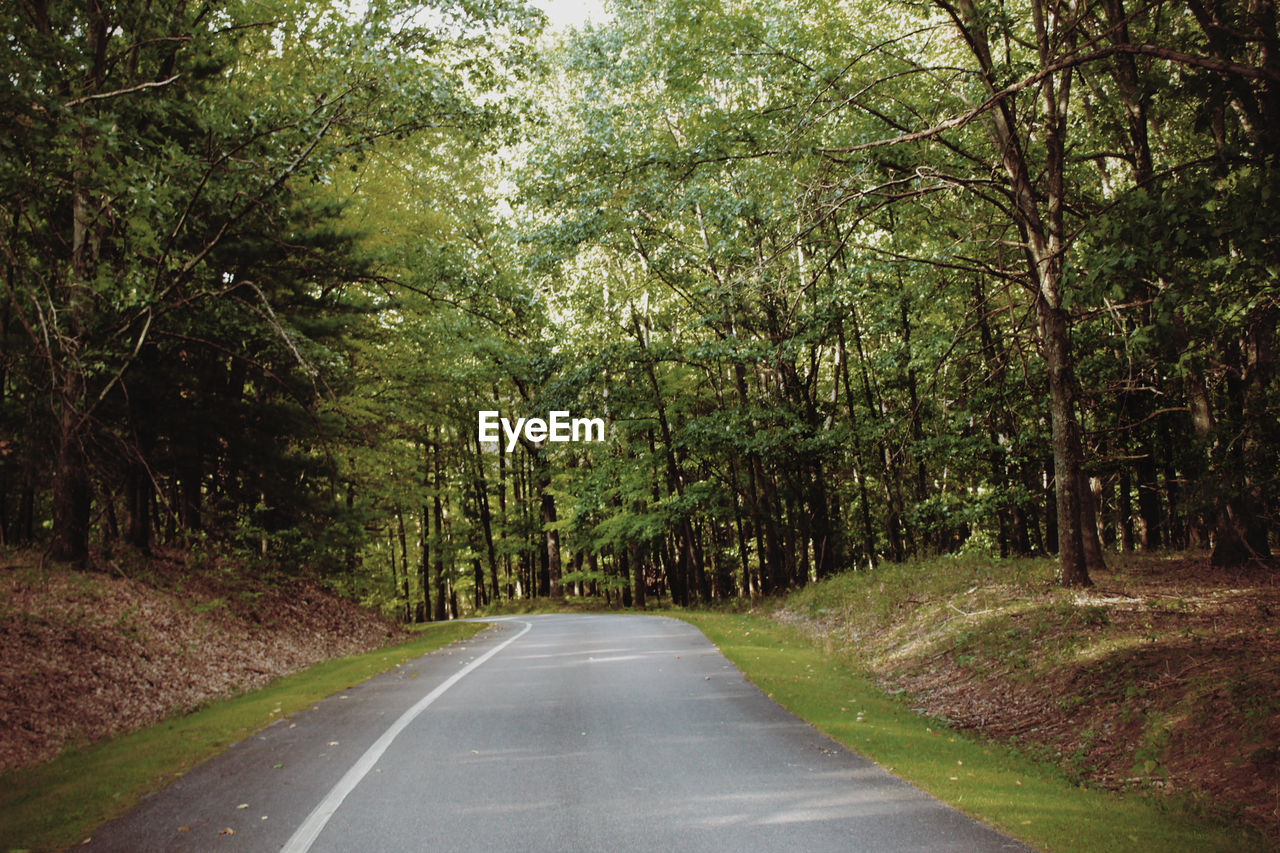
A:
[178,454,202,534]
[1117,465,1134,552]
[628,539,645,609]
[729,462,753,595]
[497,438,513,598]
[836,317,878,568]
[50,397,91,566]
[950,0,1100,586]
[809,469,839,579]
[541,486,562,598]
[420,503,433,622]
[125,461,152,552]
[846,305,906,562]
[432,432,447,622]
[1040,303,1092,585]
[388,524,401,620]
[1043,458,1058,555]
[397,509,411,621]
[472,558,485,609]
[754,461,786,593]
[1135,444,1162,549]
[50,50,100,569]
[472,431,500,603]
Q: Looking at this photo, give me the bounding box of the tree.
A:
[0,0,541,569]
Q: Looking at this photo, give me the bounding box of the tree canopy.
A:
[2,0,1277,616]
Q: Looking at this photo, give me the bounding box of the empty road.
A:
[84,614,1029,852]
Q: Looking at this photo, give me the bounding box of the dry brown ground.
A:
[0,549,402,773]
[775,553,1280,843]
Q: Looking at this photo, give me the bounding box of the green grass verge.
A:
[0,621,484,853]
[675,611,1264,853]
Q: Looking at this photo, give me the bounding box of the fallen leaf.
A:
[0,570,400,779]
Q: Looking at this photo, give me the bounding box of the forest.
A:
[1,0,1277,619]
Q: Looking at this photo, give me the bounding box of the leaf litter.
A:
[775,553,1280,843]
[0,548,402,773]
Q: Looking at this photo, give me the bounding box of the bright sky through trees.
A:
[532,0,608,30]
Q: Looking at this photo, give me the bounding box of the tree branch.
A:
[817,42,1280,156]
[63,75,181,108]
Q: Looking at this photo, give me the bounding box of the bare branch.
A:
[63,75,181,108]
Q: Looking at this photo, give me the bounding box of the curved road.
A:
[84,614,1029,852]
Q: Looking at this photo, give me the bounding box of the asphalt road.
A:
[83,614,1030,852]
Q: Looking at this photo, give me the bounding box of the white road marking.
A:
[280,619,533,853]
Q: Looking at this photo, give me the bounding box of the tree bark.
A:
[420,503,433,622]
[472,431,500,603]
[947,0,1100,584]
[539,470,562,598]
[397,509,411,621]
[432,431,447,621]
[50,392,91,566]
[622,539,642,609]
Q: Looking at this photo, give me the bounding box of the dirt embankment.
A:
[0,550,402,773]
[775,553,1280,843]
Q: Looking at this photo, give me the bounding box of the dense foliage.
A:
[2,0,1276,616]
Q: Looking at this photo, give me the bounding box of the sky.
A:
[343,0,610,32]
[531,0,610,30]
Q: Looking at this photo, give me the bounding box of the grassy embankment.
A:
[677,551,1276,852]
[681,610,1252,852]
[0,621,483,853]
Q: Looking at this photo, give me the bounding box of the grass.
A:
[675,610,1266,853]
[8,550,1264,852]
[0,621,484,853]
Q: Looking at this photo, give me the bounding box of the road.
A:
[83,614,1029,852]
